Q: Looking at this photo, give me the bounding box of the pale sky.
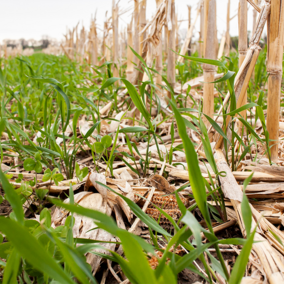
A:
[0,0,257,43]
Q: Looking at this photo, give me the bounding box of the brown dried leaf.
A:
[149,174,175,193]
[51,192,116,274]
[88,172,107,199]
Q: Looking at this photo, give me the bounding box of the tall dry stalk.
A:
[101,12,109,64]
[167,0,176,99]
[203,0,217,125]
[142,39,153,84]
[217,33,226,59]
[199,0,204,57]
[215,7,218,58]
[175,14,179,53]
[225,0,231,56]
[90,19,98,66]
[238,0,248,120]
[133,0,167,85]
[187,6,191,55]
[139,0,147,56]
[87,31,91,65]
[126,18,134,82]
[75,24,79,61]
[133,0,139,65]
[112,0,119,81]
[69,29,74,60]
[252,10,257,36]
[164,25,168,60]
[121,28,127,58]
[267,0,284,161]
[252,0,258,36]
[213,2,271,149]
[155,0,163,89]
[86,28,91,65]
[106,37,111,62]
[79,27,86,65]
[177,7,200,62]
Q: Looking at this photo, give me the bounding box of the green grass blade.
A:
[203,113,231,144]
[53,234,97,284]
[3,248,20,284]
[181,211,202,246]
[0,169,24,225]
[176,243,212,273]
[119,230,157,284]
[226,103,258,117]
[121,79,153,130]
[0,217,75,284]
[241,173,254,237]
[175,52,226,68]
[169,101,211,227]
[100,77,120,90]
[229,227,257,284]
[119,126,149,133]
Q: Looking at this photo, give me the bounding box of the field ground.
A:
[0,37,284,284]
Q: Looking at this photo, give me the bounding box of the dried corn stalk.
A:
[203,0,217,126]
[154,0,163,89]
[238,0,248,122]
[201,1,271,149]
[100,12,110,64]
[139,0,147,56]
[166,0,176,98]
[112,0,119,82]
[134,0,168,85]
[199,0,204,57]
[225,0,231,56]
[177,7,200,63]
[133,0,140,66]
[266,0,284,161]
[126,17,134,82]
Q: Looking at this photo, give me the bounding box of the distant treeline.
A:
[6,39,50,50]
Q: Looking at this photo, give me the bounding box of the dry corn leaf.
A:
[149,174,175,193]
